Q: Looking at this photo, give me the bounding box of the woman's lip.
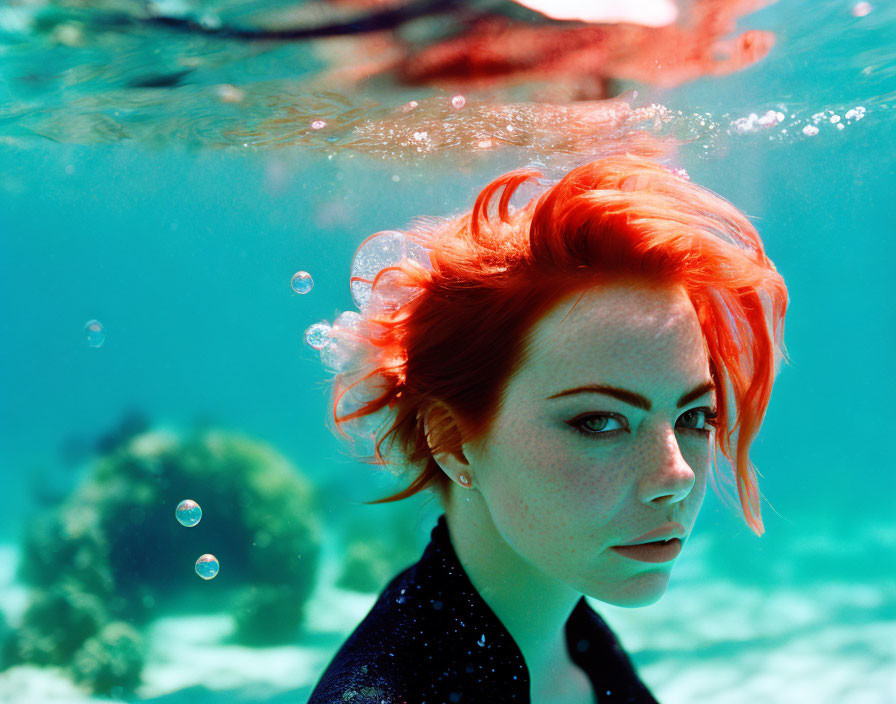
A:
[611,538,682,563]
[620,521,685,545]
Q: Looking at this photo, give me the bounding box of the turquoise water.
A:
[1,1,894,702]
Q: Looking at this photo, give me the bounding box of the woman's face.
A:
[466,280,715,607]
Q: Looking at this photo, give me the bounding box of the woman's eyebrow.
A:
[544,380,716,411]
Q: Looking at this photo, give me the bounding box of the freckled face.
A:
[468,280,714,607]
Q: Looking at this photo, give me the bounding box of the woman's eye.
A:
[569,414,625,436]
[568,408,718,440]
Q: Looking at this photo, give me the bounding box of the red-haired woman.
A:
[307,146,789,704]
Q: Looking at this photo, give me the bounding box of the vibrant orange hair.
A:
[324,144,789,537]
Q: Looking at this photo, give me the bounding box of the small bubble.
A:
[845,106,866,121]
[65,164,75,175]
[311,120,327,130]
[830,115,841,123]
[84,319,105,348]
[195,554,219,580]
[836,123,845,130]
[291,270,314,294]
[175,499,202,527]
[450,95,466,110]
[304,322,332,350]
[391,175,400,182]
[852,1,872,16]
[802,125,819,136]
[402,100,419,112]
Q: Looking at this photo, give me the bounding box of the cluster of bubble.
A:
[730,110,785,135]
[302,230,435,454]
[175,499,220,580]
[727,105,868,140]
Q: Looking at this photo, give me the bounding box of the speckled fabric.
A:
[306,514,660,704]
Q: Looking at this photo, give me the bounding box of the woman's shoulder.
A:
[306,565,424,703]
[307,515,533,703]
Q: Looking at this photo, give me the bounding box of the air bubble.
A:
[349,230,431,312]
[291,271,314,294]
[195,554,219,580]
[175,499,202,527]
[802,125,819,136]
[84,319,105,348]
[311,120,327,130]
[450,95,466,110]
[304,322,332,350]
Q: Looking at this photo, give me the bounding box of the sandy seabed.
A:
[0,530,893,704]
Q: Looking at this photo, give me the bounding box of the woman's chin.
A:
[587,571,672,608]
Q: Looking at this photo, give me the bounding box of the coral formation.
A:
[2,426,321,695]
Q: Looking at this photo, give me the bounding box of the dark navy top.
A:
[306,514,660,704]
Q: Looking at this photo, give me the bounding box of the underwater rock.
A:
[5,427,322,694]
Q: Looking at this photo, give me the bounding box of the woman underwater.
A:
[306,139,790,704]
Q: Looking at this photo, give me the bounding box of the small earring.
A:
[458,473,472,488]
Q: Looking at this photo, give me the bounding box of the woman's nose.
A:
[637,429,697,505]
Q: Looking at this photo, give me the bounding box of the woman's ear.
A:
[420,402,471,478]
